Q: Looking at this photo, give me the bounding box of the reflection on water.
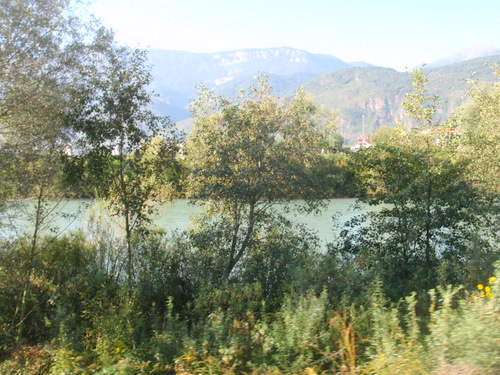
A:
[1,198,371,248]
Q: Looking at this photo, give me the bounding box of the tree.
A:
[371,124,398,145]
[0,0,113,341]
[1,0,67,205]
[336,68,496,299]
[316,109,344,152]
[186,77,329,285]
[0,0,113,242]
[0,0,110,141]
[459,66,500,193]
[67,45,181,289]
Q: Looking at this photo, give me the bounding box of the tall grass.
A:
[0,227,498,374]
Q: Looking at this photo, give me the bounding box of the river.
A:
[1,198,370,248]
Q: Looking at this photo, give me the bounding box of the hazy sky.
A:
[88,0,499,71]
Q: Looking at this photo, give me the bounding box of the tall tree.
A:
[68,45,181,289]
[459,66,500,193]
[0,0,107,141]
[0,0,113,341]
[186,77,329,284]
[0,0,113,228]
[337,68,495,299]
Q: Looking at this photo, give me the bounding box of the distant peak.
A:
[215,47,310,56]
[427,45,500,68]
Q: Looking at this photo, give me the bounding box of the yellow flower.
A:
[489,276,497,284]
[182,354,195,363]
[485,286,491,293]
[477,284,484,290]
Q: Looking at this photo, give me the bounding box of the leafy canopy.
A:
[186,76,329,283]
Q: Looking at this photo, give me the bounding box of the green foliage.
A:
[302,57,500,144]
[316,243,370,307]
[67,45,182,288]
[441,277,499,371]
[0,345,53,375]
[83,200,128,281]
[370,124,398,145]
[190,283,265,322]
[363,268,500,374]
[240,222,320,302]
[178,289,337,375]
[0,231,498,374]
[335,68,498,300]
[320,151,360,197]
[187,76,328,205]
[364,284,429,374]
[265,291,332,373]
[185,213,321,303]
[0,0,120,343]
[402,66,440,127]
[459,65,500,193]
[178,285,265,374]
[134,231,196,316]
[69,46,180,214]
[83,292,154,370]
[186,76,330,284]
[2,6,500,372]
[0,0,98,139]
[0,0,112,204]
[345,141,492,296]
[0,232,109,353]
[314,107,344,152]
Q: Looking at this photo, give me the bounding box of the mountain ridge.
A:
[426,45,500,68]
[146,47,500,143]
[148,47,356,121]
[303,55,500,143]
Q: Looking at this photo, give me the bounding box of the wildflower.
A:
[485,286,491,293]
[182,354,195,363]
[489,276,496,284]
[477,284,484,290]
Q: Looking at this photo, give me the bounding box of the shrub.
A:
[362,265,500,374]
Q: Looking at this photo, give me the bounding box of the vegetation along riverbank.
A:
[1,1,499,373]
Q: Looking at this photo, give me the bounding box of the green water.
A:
[1,198,370,248]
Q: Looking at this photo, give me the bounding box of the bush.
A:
[363,266,500,374]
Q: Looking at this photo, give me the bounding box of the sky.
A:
[88,0,500,71]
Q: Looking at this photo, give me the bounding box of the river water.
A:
[1,198,370,249]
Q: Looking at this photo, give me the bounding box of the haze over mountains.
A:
[148,47,354,121]
[425,45,500,68]
[148,46,500,144]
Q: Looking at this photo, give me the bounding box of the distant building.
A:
[351,115,371,151]
[350,135,371,152]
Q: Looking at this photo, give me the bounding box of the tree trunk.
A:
[16,184,44,342]
[222,202,255,284]
[125,210,133,291]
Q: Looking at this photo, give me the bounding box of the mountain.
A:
[216,71,318,99]
[302,55,500,143]
[147,47,354,122]
[302,66,409,142]
[426,45,500,68]
[347,61,376,68]
[146,47,500,144]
